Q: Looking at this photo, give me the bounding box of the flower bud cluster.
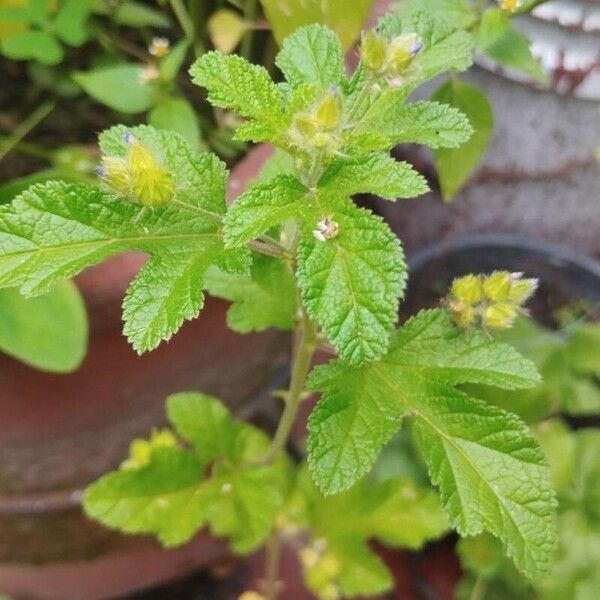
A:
[287,86,343,157]
[447,271,538,330]
[360,30,423,87]
[121,428,177,470]
[95,132,175,208]
[299,538,342,600]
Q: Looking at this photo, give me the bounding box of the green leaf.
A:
[166,392,235,465]
[86,393,288,553]
[396,0,476,30]
[111,1,171,28]
[289,469,448,597]
[205,254,297,333]
[84,446,207,547]
[52,0,91,47]
[149,97,201,149]
[223,175,306,247]
[0,280,87,372]
[260,0,372,50]
[353,98,473,150]
[73,64,154,114]
[190,52,285,143]
[478,14,547,84]
[318,152,428,201]
[0,125,248,354]
[297,199,406,366]
[564,324,600,376]
[1,30,63,65]
[275,24,344,92]
[432,79,493,200]
[308,308,554,579]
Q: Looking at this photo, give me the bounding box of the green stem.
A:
[469,575,486,600]
[264,532,282,600]
[240,0,258,59]
[170,0,204,56]
[264,310,317,463]
[0,100,55,164]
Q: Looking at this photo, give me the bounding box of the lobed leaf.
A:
[318,152,428,201]
[308,309,554,579]
[275,24,345,92]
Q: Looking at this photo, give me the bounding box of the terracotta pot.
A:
[0,146,284,600]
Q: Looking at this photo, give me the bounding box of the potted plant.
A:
[0,11,565,600]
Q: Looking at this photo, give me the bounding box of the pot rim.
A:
[407,233,600,282]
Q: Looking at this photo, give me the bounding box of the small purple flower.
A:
[410,40,423,56]
[330,83,340,94]
[94,166,107,178]
[123,131,134,145]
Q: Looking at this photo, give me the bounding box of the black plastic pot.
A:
[402,233,600,328]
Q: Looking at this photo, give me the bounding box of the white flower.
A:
[149,37,170,58]
[138,64,160,85]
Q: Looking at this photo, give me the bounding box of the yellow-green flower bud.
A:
[305,551,342,594]
[448,299,476,328]
[483,302,519,329]
[451,274,483,304]
[508,277,539,303]
[122,438,152,469]
[315,89,342,131]
[149,428,177,448]
[294,112,319,138]
[99,157,130,194]
[361,30,388,73]
[128,138,175,207]
[483,271,513,302]
[388,33,422,75]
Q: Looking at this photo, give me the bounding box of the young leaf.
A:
[1,30,63,65]
[318,152,428,201]
[0,280,87,373]
[297,199,406,366]
[73,64,154,114]
[354,98,473,150]
[205,254,297,333]
[0,126,248,353]
[290,469,449,597]
[86,393,289,553]
[84,446,207,547]
[110,1,171,28]
[52,0,91,47]
[275,24,345,92]
[223,175,306,247]
[190,52,285,142]
[308,309,554,579]
[207,9,248,54]
[432,79,493,200]
[396,0,476,30]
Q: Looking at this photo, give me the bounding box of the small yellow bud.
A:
[499,0,521,13]
[294,112,319,138]
[149,428,177,448]
[321,583,341,600]
[483,271,513,302]
[299,547,321,568]
[451,274,483,304]
[100,157,130,193]
[448,299,476,328]
[122,438,152,469]
[361,30,388,73]
[127,137,175,207]
[387,33,422,75]
[315,89,342,131]
[508,277,539,303]
[313,217,339,242]
[483,302,519,329]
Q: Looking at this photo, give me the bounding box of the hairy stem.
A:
[264,532,282,600]
[264,310,317,462]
